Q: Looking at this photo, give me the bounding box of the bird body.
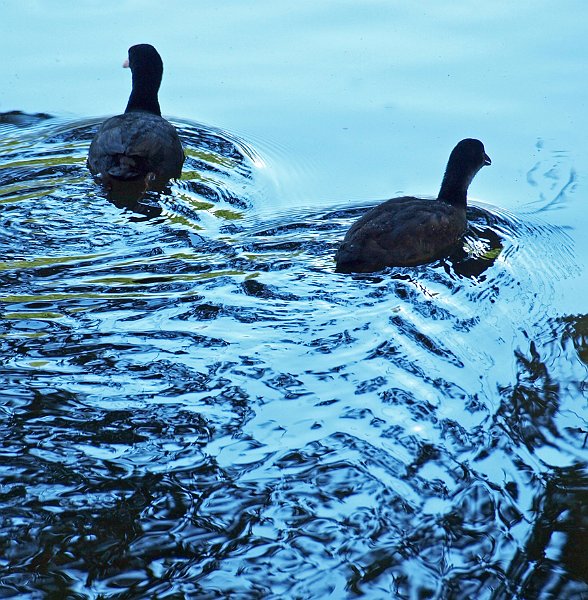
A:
[335,139,490,273]
[336,197,467,271]
[88,111,183,184]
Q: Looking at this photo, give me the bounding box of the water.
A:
[1,2,587,599]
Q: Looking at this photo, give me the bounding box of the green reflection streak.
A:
[0,270,252,303]
[2,312,63,320]
[0,156,86,170]
[0,253,105,271]
[86,269,246,285]
[183,148,237,168]
[213,209,243,220]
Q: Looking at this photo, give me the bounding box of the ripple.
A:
[525,138,578,213]
[0,114,586,598]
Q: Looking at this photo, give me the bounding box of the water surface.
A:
[0,2,587,599]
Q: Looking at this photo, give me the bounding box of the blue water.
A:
[1,2,587,598]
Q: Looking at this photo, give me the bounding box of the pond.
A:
[1,2,587,598]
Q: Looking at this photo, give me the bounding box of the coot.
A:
[335,138,491,273]
[87,44,184,190]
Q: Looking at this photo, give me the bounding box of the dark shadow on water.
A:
[445,206,505,279]
[496,466,588,599]
[97,179,165,221]
[0,110,53,128]
[562,314,588,366]
[474,321,588,598]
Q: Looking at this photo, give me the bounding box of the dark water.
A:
[0,114,586,599]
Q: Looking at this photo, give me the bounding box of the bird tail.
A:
[107,155,145,180]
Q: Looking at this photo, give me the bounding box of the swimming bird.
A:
[87,44,184,191]
[335,138,491,273]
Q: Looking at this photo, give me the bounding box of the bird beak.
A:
[122,59,130,69]
[484,153,491,166]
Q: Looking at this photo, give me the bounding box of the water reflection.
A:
[0,114,586,598]
[0,110,52,129]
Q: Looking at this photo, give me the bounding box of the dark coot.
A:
[87,44,184,190]
[335,138,491,273]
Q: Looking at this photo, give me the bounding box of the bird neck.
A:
[125,74,162,116]
[437,168,474,207]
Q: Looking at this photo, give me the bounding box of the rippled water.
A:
[0,112,586,599]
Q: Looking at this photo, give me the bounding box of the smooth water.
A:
[1,2,587,599]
